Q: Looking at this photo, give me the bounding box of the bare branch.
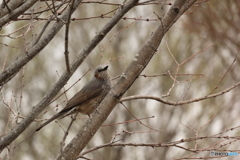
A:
[120,80,240,105]
[78,131,240,158]
[208,50,239,95]
[59,113,78,154]
[63,0,75,72]
[121,102,159,131]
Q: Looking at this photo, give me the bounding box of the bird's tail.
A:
[35,112,63,131]
[35,107,78,131]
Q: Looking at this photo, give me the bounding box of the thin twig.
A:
[33,0,68,45]
[121,103,159,132]
[56,70,69,102]
[208,50,239,95]
[101,16,141,52]
[44,0,65,23]
[13,131,36,149]
[179,79,192,101]
[169,45,213,73]
[102,116,155,126]
[59,113,78,153]
[64,0,75,72]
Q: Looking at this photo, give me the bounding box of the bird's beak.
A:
[103,65,108,70]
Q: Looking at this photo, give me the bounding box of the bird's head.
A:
[94,65,110,81]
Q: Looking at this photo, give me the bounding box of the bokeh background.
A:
[0,0,240,159]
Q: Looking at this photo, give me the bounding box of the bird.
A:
[36,65,111,131]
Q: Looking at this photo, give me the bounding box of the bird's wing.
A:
[60,79,103,113]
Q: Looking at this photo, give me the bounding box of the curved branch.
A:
[120,81,240,105]
[79,135,240,157]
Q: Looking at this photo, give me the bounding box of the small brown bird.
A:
[36,65,111,131]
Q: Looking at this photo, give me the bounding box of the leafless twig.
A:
[121,102,159,132]
[120,80,240,105]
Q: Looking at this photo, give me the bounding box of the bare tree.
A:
[0,0,240,159]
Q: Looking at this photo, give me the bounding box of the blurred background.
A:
[0,0,240,159]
